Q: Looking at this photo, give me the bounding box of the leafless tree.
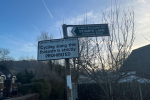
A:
[70,4,135,100]
[18,55,36,61]
[36,31,53,42]
[0,48,14,62]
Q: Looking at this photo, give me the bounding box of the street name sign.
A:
[71,24,110,37]
[37,38,79,61]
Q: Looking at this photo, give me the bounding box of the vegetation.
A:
[34,31,65,99]
[16,69,34,84]
[16,2,136,99]
[31,78,51,100]
[0,48,14,70]
[18,83,32,95]
[17,60,65,100]
[0,48,14,62]
[49,78,65,100]
[69,3,135,100]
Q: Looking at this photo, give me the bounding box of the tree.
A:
[18,55,36,61]
[35,31,64,80]
[35,31,65,99]
[0,48,14,70]
[0,48,13,61]
[70,4,135,100]
[16,69,35,84]
[36,31,53,42]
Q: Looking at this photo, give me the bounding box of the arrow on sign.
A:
[71,24,110,37]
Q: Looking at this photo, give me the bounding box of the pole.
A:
[64,67,66,100]
[62,24,73,100]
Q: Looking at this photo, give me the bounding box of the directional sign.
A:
[37,38,79,61]
[71,24,110,37]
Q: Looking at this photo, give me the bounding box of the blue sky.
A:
[0,0,150,60]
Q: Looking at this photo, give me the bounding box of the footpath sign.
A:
[37,38,79,61]
[71,24,110,37]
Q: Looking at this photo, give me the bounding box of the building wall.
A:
[0,77,5,99]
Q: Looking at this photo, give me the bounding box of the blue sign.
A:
[71,24,110,37]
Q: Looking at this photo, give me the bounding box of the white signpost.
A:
[37,38,79,61]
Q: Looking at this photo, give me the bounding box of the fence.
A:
[76,82,150,100]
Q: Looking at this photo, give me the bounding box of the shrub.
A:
[31,78,46,83]
[32,78,51,100]
[16,69,34,84]
[49,79,64,100]
[18,84,32,95]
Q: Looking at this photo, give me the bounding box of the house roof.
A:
[118,74,150,83]
[120,44,150,79]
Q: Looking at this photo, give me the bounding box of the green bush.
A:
[18,84,32,95]
[49,80,64,100]
[16,69,34,84]
[32,78,51,100]
[31,78,46,83]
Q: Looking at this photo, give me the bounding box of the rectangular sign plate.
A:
[71,24,110,37]
[37,38,79,61]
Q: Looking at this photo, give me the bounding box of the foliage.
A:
[0,48,14,70]
[31,78,46,83]
[49,79,64,100]
[48,60,64,77]
[16,69,34,84]
[18,83,32,95]
[35,31,64,80]
[33,37,65,99]
[31,78,51,100]
[47,61,65,99]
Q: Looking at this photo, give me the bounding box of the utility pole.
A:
[62,24,73,100]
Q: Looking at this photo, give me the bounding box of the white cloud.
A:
[65,11,102,25]
[55,10,102,28]
[0,35,36,52]
[138,0,146,3]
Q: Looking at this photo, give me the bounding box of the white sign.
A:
[37,38,79,61]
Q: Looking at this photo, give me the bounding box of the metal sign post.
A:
[62,24,73,100]
[61,24,110,100]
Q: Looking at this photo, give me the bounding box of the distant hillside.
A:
[1,60,49,75]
